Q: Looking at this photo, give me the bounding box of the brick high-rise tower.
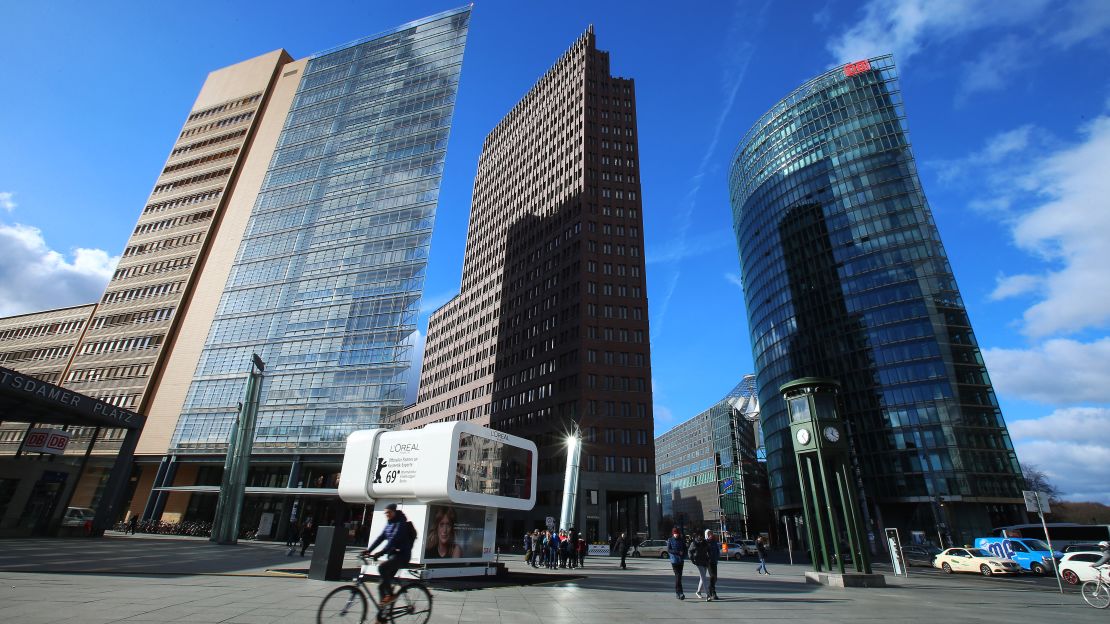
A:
[398,28,655,542]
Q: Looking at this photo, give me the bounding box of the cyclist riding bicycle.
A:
[1094,541,1110,569]
[363,503,417,609]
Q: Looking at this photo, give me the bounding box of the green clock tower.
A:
[781,378,874,578]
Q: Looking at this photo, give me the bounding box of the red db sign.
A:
[844,60,871,77]
[24,428,71,455]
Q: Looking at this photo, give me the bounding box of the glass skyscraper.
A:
[729,56,1025,544]
[170,9,470,455]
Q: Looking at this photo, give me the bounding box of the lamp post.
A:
[558,427,582,532]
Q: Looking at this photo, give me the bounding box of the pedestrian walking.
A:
[577,537,587,568]
[127,515,138,535]
[705,529,720,600]
[299,518,316,557]
[524,532,533,565]
[689,532,711,600]
[532,530,543,567]
[616,532,630,569]
[286,519,300,555]
[567,527,579,568]
[755,535,770,574]
[667,528,687,599]
[547,530,560,569]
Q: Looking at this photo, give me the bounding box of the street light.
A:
[558,427,582,532]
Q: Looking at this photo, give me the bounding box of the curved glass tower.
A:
[729,56,1024,543]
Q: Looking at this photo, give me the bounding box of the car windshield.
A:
[1021,539,1051,551]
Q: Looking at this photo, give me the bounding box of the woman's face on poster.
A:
[437,515,454,543]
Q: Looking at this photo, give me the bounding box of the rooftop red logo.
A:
[844,60,871,77]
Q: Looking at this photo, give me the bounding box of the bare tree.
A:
[1023,464,1063,504]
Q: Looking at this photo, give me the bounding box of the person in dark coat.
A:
[705,529,721,600]
[616,532,630,569]
[364,504,416,606]
[299,518,316,557]
[755,535,770,574]
[689,532,711,601]
[667,528,687,599]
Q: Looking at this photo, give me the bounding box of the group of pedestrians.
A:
[523,527,587,569]
[666,530,770,601]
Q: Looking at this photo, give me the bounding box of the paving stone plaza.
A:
[0,535,1102,623]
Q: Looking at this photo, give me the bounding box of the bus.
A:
[992,523,1110,547]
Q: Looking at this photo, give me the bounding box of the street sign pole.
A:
[1026,490,1063,595]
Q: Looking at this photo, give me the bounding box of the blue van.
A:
[974,537,1063,575]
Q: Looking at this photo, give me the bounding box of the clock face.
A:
[824,426,841,443]
[796,428,811,445]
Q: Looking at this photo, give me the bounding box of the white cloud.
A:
[724,272,744,290]
[932,124,1039,188]
[940,115,1110,338]
[646,231,731,265]
[418,290,456,315]
[0,192,15,213]
[957,36,1028,101]
[989,273,1042,301]
[983,338,1110,404]
[1009,408,1110,503]
[825,0,1050,66]
[824,0,1110,100]
[1009,116,1110,337]
[0,223,117,317]
[1050,0,1110,48]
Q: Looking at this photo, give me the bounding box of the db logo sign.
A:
[843,59,872,77]
[24,428,71,455]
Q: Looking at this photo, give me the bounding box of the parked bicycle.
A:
[1082,565,1110,609]
[317,553,432,623]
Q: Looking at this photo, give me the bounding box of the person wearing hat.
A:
[666,527,688,599]
[363,504,416,609]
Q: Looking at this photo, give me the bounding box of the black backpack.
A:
[690,539,710,565]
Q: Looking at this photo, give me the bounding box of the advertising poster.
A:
[424,504,486,560]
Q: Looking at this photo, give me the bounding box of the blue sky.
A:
[2,1,1109,502]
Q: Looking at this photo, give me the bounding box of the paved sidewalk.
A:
[0,535,1102,623]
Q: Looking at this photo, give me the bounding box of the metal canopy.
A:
[0,366,144,430]
[153,485,341,498]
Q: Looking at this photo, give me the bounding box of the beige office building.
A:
[0,7,472,536]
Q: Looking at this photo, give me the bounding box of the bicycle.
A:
[317,554,432,623]
[1082,565,1110,609]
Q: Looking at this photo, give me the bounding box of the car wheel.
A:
[980,564,992,577]
[942,562,953,574]
[659,551,668,559]
[1062,569,1080,585]
[1030,562,1046,576]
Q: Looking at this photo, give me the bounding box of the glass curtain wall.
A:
[171,8,471,454]
[729,56,1023,536]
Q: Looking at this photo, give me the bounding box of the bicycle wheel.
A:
[317,585,368,623]
[387,583,433,623]
[1081,581,1110,609]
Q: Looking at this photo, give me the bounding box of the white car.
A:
[633,539,670,558]
[933,547,1021,576]
[720,541,753,559]
[62,507,95,527]
[1059,551,1107,585]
